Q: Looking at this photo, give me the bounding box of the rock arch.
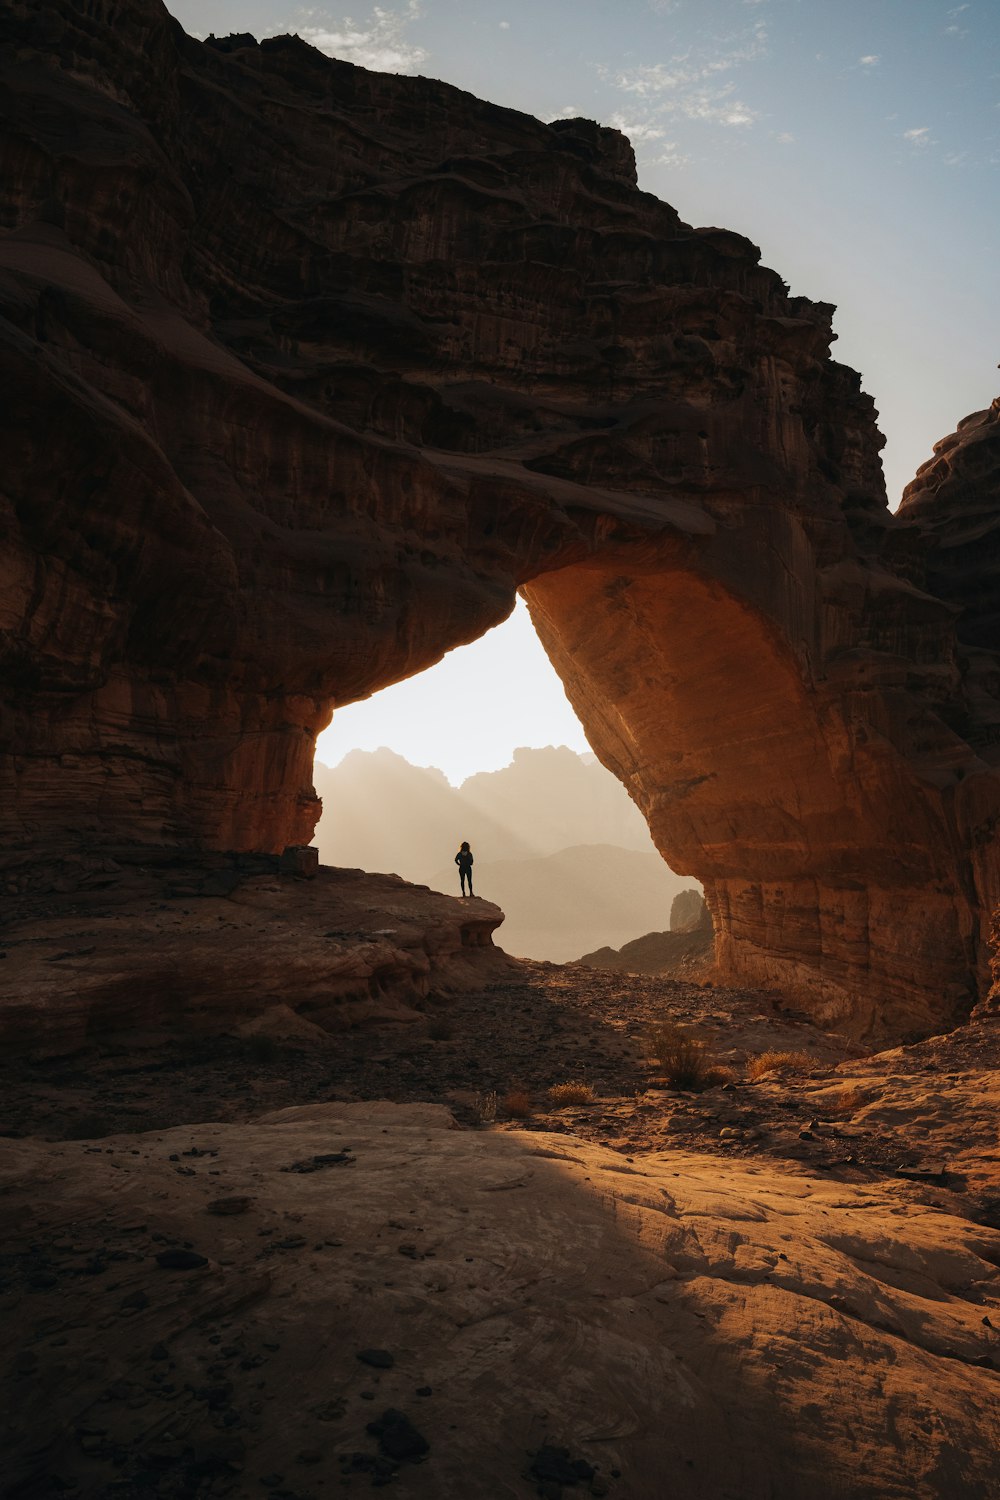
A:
[3,0,999,1035]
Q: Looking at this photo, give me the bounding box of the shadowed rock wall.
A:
[3,0,1000,1034]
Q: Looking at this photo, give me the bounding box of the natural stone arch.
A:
[3,0,1000,1039]
[523,562,977,1036]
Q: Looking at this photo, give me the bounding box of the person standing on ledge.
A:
[455,841,475,898]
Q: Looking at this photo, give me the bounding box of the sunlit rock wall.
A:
[3,0,1000,1033]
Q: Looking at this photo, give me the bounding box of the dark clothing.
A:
[455,849,474,897]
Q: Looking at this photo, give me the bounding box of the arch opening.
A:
[312,599,706,966]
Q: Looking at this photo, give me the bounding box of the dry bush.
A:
[815,1084,871,1118]
[502,1088,535,1119]
[546,1082,595,1107]
[648,1021,718,1091]
[426,1016,454,1041]
[473,1089,497,1125]
[746,1049,817,1081]
[700,1064,737,1088]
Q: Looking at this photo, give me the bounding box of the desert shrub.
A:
[546,1082,595,1107]
[473,1089,498,1125]
[426,1016,454,1041]
[815,1084,871,1118]
[502,1088,535,1118]
[746,1049,816,1081]
[700,1064,737,1088]
[647,1021,716,1091]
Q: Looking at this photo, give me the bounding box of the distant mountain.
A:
[312,748,528,883]
[312,745,698,961]
[313,745,653,877]
[459,746,652,855]
[428,843,695,963]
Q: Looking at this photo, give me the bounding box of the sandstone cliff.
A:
[3,0,1000,1035]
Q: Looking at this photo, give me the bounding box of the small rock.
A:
[366,1408,429,1462]
[357,1348,394,1369]
[206,1196,254,1216]
[895,1162,948,1183]
[529,1445,596,1487]
[156,1248,208,1270]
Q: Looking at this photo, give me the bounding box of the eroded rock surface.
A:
[3,0,1000,1034]
[2,1101,999,1499]
[0,859,506,1050]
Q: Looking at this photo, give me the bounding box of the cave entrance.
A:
[313,598,702,966]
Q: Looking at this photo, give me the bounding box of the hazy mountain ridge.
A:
[314,746,694,960]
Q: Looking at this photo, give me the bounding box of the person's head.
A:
[459,841,470,852]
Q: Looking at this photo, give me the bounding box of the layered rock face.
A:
[3,0,1000,1034]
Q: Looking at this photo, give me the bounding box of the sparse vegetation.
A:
[547,1082,595,1107]
[473,1089,498,1125]
[502,1088,535,1118]
[746,1049,817,1081]
[816,1084,871,1118]
[648,1021,723,1091]
[426,1016,454,1041]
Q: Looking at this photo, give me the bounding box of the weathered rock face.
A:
[0,857,507,1050]
[3,0,1000,1035]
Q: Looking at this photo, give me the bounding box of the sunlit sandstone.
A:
[3,0,1000,1034]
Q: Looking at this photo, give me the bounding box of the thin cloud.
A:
[293,1,427,72]
[859,54,880,66]
[610,24,766,129]
[903,126,931,145]
[653,144,691,167]
[608,112,668,144]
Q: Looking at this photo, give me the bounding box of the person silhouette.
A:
[455,841,474,897]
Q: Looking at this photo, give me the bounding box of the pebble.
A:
[357,1348,394,1369]
[155,1248,208,1270]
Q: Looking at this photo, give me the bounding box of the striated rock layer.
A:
[3,0,1000,1035]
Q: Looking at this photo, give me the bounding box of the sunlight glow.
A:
[315,599,591,785]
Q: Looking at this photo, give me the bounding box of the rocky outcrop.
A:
[3,0,1000,1035]
[671,889,709,933]
[0,857,507,1050]
[576,923,713,979]
[576,888,712,977]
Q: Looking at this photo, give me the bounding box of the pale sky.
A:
[168,0,1000,784]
